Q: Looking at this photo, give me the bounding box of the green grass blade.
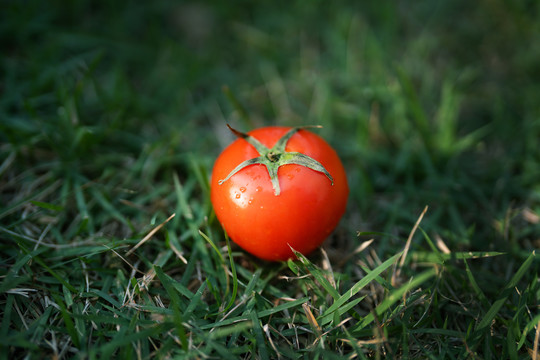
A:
[29,200,64,212]
[419,228,445,264]
[53,294,80,348]
[96,323,172,358]
[463,259,490,308]
[475,252,536,333]
[412,251,505,264]
[200,297,308,330]
[353,268,437,331]
[320,252,402,324]
[518,313,540,349]
[173,172,195,221]
[17,245,78,293]
[0,295,14,341]
[88,289,123,308]
[183,281,207,319]
[209,320,254,339]
[244,268,262,296]
[0,250,36,293]
[396,66,432,151]
[318,296,365,327]
[257,297,307,317]
[199,229,224,262]
[507,322,519,360]
[293,250,340,300]
[154,265,188,350]
[90,187,132,229]
[0,180,61,221]
[249,311,269,359]
[223,232,238,312]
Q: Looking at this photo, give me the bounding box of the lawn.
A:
[1,1,539,358]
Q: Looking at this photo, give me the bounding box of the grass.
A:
[1,0,539,358]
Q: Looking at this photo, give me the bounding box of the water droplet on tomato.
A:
[255,186,262,192]
[235,193,241,199]
[240,187,246,193]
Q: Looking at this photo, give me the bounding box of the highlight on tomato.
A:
[210,124,349,261]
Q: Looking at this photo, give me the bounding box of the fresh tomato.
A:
[210,125,349,261]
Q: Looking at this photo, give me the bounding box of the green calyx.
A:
[218,124,334,196]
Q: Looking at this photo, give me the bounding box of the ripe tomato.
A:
[210,125,348,261]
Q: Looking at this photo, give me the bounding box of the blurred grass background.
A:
[1,0,539,358]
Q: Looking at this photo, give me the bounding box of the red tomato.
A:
[210,125,348,261]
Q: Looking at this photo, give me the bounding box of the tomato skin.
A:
[210,126,349,261]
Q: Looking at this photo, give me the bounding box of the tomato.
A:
[210,125,349,261]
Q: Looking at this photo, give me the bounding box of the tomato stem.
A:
[267,152,280,162]
[219,124,334,196]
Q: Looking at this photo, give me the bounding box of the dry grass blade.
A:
[302,303,322,337]
[355,239,375,254]
[5,288,38,297]
[320,247,336,288]
[435,233,451,254]
[169,241,188,265]
[337,239,374,267]
[393,205,428,286]
[126,213,176,256]
[260,323,279,359]
[523,208,540,224]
